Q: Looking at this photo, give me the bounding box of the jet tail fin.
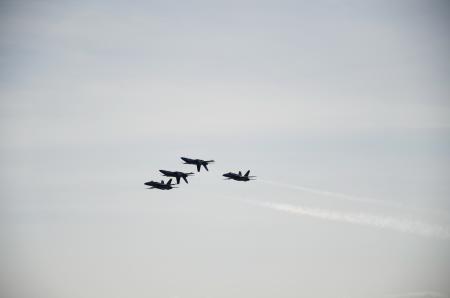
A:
[167,179,172,185]
[244,170,250,177]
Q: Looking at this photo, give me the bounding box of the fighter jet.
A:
[181,157,215,172]
[159,170,194,184]
[223,170,256,182]
[144,179,177,190]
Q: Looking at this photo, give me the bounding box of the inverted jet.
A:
[223,170,256,182]
[159,170,194,184]
[181,157,215,172]
[144,179,177,190]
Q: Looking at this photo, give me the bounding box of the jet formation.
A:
[144,156,256,190]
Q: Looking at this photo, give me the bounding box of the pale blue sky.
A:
[1,1,450,297]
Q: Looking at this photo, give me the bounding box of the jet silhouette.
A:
[181,157,215,172]
[144,179,177,190]
[159,170,194,184]
[223,170,256,182]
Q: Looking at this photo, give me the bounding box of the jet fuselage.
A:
[181,157,214,172]
[159,170,193,184]
[144,179,175,190]
[223,172,251,181]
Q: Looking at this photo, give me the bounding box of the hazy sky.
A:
[1,1,450,298]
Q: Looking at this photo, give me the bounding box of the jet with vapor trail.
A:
[181,157,215,172]
[159,170,194,184]
[223,170,256,182]
[144,179,177,190]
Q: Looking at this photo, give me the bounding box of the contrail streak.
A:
[260,179,386,204]
[259,179,449,217]
[253,201,450,240]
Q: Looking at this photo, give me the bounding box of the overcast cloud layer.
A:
[1,1,449,298]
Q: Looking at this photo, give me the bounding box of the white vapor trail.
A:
[259,179,449,217]
[253,201,450,240]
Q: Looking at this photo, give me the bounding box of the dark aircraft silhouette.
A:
[144,179,177,190]
[223,170,256,182]
[181,157,215,172]
[159,170,194,184]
